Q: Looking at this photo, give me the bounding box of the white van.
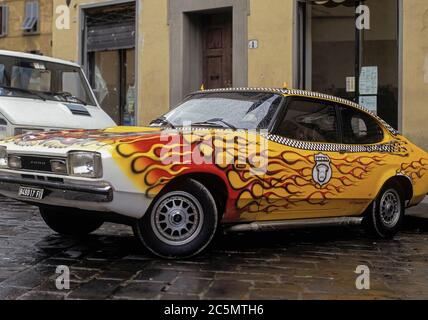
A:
[0,50,116,138]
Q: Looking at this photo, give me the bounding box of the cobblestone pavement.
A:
[0,196,428,300]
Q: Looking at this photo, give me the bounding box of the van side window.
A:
[340,106,384,144]
[277,99,339,143]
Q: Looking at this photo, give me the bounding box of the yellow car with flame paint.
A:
[0,88,427,258]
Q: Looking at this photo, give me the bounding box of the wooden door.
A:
[202,13,232,89]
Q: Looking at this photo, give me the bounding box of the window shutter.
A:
[1,6,8,36]
[22,1,38,31]
[86,5,136,52]
[32,1,39,22]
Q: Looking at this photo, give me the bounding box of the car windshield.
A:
[155,92,283,130]
[0,55,96,106]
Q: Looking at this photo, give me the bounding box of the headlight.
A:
[0,146,7,168]
[7,155,22,170]
[68,151,102,178]
[14,128,44,136]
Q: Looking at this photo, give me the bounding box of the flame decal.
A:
[226,148,388,213]
[398,158,428,181]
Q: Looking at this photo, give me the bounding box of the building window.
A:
[0,5,8,37]
[22,1,39,34]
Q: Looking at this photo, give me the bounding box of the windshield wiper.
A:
[0,85,46,101]
[150,116,176,129]
[193,118,237,130]
[54,91,87,106]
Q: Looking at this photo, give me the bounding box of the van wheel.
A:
[363,182,405,239]
[133,179,218,259]
[40,207,104,236]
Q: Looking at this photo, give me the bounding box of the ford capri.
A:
[0,88,427,259]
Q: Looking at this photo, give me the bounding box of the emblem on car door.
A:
[312,154,332,187]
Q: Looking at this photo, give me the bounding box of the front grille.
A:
[21,174,64,183]
[18,156,67,174]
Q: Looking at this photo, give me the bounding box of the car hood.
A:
[0,126,251,156]
[0,97,116,129]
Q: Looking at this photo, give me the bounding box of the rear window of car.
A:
[340,106,384,144]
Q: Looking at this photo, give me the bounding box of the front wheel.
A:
[133,179,218,259]
[40,207,104,236]
[363,182,405,239]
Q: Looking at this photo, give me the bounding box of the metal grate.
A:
[17,156,65,173]
[85,3,136,52]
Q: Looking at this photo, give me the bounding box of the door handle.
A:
[339,148,350,154]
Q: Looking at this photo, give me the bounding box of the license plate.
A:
[18,187,45,200]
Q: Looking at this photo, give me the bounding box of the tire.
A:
[133,178,218,259]
[363,182,405,239]
[40,206,104,236]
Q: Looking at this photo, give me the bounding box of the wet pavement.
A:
[0,196,428,300]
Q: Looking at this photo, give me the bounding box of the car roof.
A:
[193,87,399,136]
[0,50,80,68]
[195,87,356,108]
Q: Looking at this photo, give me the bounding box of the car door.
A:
[255,96,378,221]
[335,103,388,209]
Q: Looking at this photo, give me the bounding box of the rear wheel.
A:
[40,206,104,236]
[363,182,405,238]
[133,179,218,259]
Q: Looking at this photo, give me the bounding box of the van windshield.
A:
[0,55,96,106]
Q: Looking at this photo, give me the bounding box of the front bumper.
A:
[0,174,113,203]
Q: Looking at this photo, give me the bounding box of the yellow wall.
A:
[137,0,169,126]
[248,0,294,88]
[0,0,52,55]
[403,0,428,151]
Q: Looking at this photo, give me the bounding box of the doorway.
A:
[89,49,135,125]
[202,12,233,89]
[169,0,249,107]
[82,2,136,126]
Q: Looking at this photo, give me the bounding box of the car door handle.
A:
[339,148,350,154]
